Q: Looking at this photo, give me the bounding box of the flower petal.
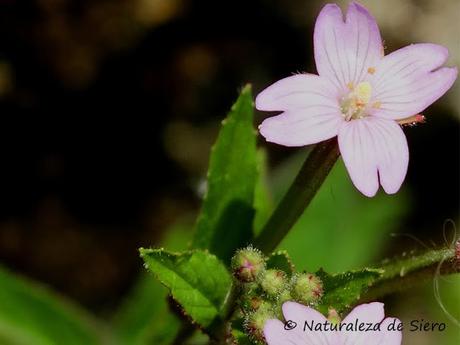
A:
[278,301,335,345]
[338,317,402,345]
[263,319,299,345]
[314,2,383,92]
[338,302,387,345]
[342,302,385,324]
[255,74,339,111]
[264,319,325,345]
[370,43,458,120]
[378,317,403,345]
[338,117,409,197]
[338,119,379,197]
[259,107,343,147]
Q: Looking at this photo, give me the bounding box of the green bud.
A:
[278,289,293,304]
[240,295,263,312]
[291,272,323,304]
[231,246,266,283]
[260,269,287,297]
[244,302,274,343]
[327,308,341,325]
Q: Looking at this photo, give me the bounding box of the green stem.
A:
[254,138,340,254]
[361,248,459,302]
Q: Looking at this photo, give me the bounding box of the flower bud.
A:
[260,269,287,297]
[278,289,293,304]
[240,295,263,312]
[291,273,323,304]
[327,308,341,325]
[231,246,266,283]
[244,303,274,343]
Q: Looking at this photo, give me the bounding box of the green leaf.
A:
[253,149,274,236]
[0,265,101,345]
[140,248,233,329]
[266,250,295,276]
[192,85,258,262]
[316,268,383,314]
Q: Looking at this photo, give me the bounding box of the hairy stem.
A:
[361,248,459,302]
[254,138,340,254]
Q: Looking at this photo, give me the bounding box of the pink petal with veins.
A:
[370,43,458,120]
[259,107,343,147]
[255,74,339,111]
[338,117,408,197]
[314,2,383,91]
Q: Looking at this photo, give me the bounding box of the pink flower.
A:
[256,2,457,197]
[264,301,402,345]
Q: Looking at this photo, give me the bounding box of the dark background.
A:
[0,0,457,314]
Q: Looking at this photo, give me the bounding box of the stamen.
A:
[367,67,376,74]
[372,101,381,109]
[355,82,372,104]
[340,82,374,121]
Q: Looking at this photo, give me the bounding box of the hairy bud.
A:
[260,269,287,297]
[291,273,323,304]
[231,246,266,283]
[244,303,274,343]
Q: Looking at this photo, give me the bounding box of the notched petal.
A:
[314,2,383,91]
[338,117,409,197]
[259,107,342,147]
[255,74,338,112]
[370,43,458,120]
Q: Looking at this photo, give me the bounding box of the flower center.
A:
[340,82,372,121]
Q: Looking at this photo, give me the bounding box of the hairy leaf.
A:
[140,249,232,329]
[317,268,383,314]
[266,250,295,276]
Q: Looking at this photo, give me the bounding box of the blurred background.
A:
[0,0,458,344]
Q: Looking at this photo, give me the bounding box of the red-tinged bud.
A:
[291,273,323,305]
[244,303,274,343]
[241,296,264,312]
[260,269,287,297]
[327,308,341,325]
[231,246,266,283]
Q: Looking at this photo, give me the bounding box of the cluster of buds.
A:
[231,246,324,343]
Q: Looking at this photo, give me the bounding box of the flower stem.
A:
[361,248,460,302]
[254,138,340,254]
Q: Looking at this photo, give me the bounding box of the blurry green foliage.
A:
[114,217,195,345]
[273,153,410,272]
[253,149,274,236]
[0,266,101,345]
